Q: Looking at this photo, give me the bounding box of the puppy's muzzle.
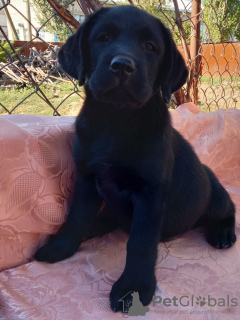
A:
[109,55,136,76]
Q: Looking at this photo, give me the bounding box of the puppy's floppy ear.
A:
[58,26,85,85]
[58,9,106,85]
[158,24,189,103]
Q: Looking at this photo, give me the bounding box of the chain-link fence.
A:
[0,0,239,116]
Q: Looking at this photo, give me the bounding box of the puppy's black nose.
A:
[110,55,136,75]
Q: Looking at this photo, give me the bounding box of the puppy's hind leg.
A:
[205,167,236,249]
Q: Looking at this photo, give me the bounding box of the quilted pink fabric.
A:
[0,103,240,320]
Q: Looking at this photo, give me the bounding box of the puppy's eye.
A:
[145,42,156,52]
[96,34,110,42]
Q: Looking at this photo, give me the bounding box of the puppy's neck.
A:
[76,87,173,145]
[83,87,170,122]
[75,89,173,159]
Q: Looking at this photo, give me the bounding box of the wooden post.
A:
[190,0,201,105]
[26,0,32,40]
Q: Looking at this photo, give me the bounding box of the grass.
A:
[199,75,240,88]
[0,81,84,116]
[0,76,239,116]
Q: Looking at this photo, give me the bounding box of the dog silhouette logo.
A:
[119,291,149,316]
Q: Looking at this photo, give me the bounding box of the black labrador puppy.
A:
[35,5,236,312]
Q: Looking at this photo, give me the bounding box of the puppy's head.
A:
[58,5,188,107]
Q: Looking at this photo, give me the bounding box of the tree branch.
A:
[87,0,102,11]
[46,0,80,29]
[172,0,191,103]
[172,0,191,64]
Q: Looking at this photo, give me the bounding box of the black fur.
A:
[35,6,236,312]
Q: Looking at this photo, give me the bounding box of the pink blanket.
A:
[0,103,239,319]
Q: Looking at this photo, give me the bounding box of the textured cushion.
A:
[0,115,75,271]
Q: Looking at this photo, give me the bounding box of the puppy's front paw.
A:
[35,236,80,263]
[110,270,156,313]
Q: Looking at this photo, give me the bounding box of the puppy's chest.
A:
[76,125,150,170]
[75,129,149,194]
[95,165,145,199]
[74,113,167,188]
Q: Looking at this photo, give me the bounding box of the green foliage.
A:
[131,0,191,44]
[202,0,240,42]
[31,0,74,41]
[0,41,14,62]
